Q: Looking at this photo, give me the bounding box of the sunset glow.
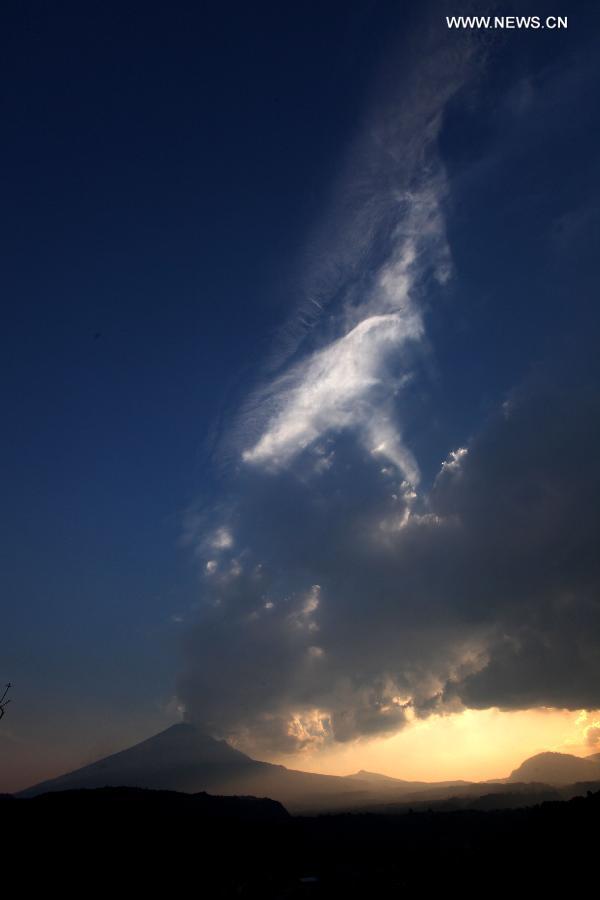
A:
[275,708,600,783]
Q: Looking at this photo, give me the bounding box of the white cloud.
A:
[243,310,423,483]
[239,169,451,486]
[224,18,472,489]
[584,722,600,748]
[440,447,468,474]
[210,527,233,550]
[288,584,321,632]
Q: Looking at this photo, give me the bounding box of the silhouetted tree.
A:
[0,683,11,721]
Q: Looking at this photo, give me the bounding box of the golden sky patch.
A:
[270,707,600,782]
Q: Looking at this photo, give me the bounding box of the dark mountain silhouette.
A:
[508,751,600,785]
[9,785,289,821]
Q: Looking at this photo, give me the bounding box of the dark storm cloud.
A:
[435,358,600,713]
[178,350,600,753]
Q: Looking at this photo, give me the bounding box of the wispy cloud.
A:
[229,23,477,478]
[179,20,482,752]
[239,176,454,485]
[242,311,423,482]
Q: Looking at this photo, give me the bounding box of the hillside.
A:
[508,751,600,785]
[6,784,289,820]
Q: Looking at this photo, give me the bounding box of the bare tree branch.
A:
[0,683,11,721]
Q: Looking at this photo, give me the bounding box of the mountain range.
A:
[18,722,600,813]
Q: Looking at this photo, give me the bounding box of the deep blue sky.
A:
[2,0,410,770]
[2,1,600,787]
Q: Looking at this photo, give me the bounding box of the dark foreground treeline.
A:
[3,786,599,896]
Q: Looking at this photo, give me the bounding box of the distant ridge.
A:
[345,769,469,789]
[508,751,600,785]
[346,769,415,784]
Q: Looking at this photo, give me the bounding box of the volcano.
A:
[19,723,397,812]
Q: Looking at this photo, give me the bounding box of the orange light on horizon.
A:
[266,706,600,783]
